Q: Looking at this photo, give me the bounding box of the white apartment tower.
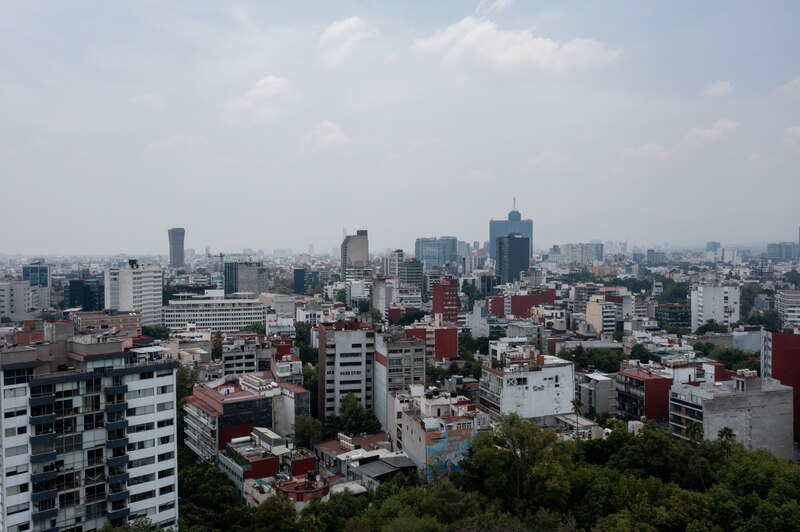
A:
[105,260,163,327]
[690,283,740,332]
[776,290,800,327]
[0,332,180,531]
[373,333,426,429]
[317,322,375,420]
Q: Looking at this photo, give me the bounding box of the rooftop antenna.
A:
[513,197,516,210]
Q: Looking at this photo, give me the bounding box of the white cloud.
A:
[527,150,571,169]
[777,76,800,95]
[703,80,732,98]
[413,17,621,69]
[782,126,800,148]
[476,0,514,15]
[233,75,297,121]
[622,143,669,160]
[301,121,352,151]
[682,119,739,144]
[318,17,377,68]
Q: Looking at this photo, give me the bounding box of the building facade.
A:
[223,261,269,296]
[168,228,185,268]
[431,277,460,324]
[105,260,163,327]
[761,328,800,443]
[317,322,375,420]
[496,233,529,284]
[489,204,534,259]
[690,283,741,332]
[373,333,425,429]
[163,290,268,332]
[776,290,800,327]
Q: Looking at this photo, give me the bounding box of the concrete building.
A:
[373,333,426,428]
[404,323,459,363]
[776,290,800,327]
[184,373,310,462]
[761,328,800,443]
[397,259,424,294]
[105,260,163,327]
[224,261,269,296]
[0,332,180,531]
[163,290,268,332]
[586,296,619,336]
[615,362,673,421]
[168,227,185,268]
[71,310,143,337]
[575,372,617,416]
[489,202,534,259]
[670,372,794,460]
[690,283,741,332]
[383,249,404,277]
[317,321,375,420]
[479,346,575,421]
[496,233,530,284]
[22,261,51,310]
[341,230,369,270]
[0,280,35,322]
[414,237,458,270]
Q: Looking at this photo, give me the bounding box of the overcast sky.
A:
[2,1,799,256]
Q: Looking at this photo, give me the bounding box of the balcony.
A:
[107,488,129,503]
[31,450,58,464]
[32,507,59,521]
[31,470,58,483]
[107,437,129,449]
[105,384,128,395]
[30,413,56,426]
[107,471,129,484]
[31,489,58,503]
[107,507,130,522]
[30,394,56,407]
[30,432,57,447]
[106,418,129,431]
[105,402,127,414]
[106,455,128,467]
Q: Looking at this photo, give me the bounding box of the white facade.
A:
[0,281,34,322]
[373,334,426,429]
[163,290,268,332]
[479,351,575,420]
[776,290,800,327]
[105,260,164,326]
[690,284,740,332]
[318,324,375,419]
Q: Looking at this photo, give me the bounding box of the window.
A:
[127,422,154,434]
[156,401,173,412]
[128,388,154,400]
[4,387,26,398]
[129,457,156,469]
[160,484,175,495]
[157,370,173,378]
[129,473,155,486]
[130,490,155,503]
[5,426,27,437]
[127,439,155,452]
[4,368,33,386]
[4,407,26,419]
[139,372,154,380]
[6,482,30,496]
[8,502,29,515]
[127,405,155,417]
[157,451,174,462]
[5,445,28,457]
[58,490,79,508]
[157,385,174,394]
[159,501,176,512]
[159,435,174,445]
[6,464,28,476]
[157,418,174,428]
[158,467,174,479]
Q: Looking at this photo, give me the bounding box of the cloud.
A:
[703,80,732,98]
[318,17,377,68]
[413,17,621,69]
[527,150,572,169]
[782,126,800,148]
[233,75,297,121]
[622,143,669,160]
[130,91,166,110]
[682,119,739,144]
[777,76,800,95]
[301,121,352,151]
[476,0,514,15]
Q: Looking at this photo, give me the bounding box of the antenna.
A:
[513,196,516,210]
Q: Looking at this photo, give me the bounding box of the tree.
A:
[572,397,584,439]
[240,322,266,334]
[748,310,783,332]
[302,364,319,417]
[397,310,429,326]
[294,415,323,449]
[630,344,650,363]
[696,320,728,335]
[211,331,223,360]
[141,325,170,339]
[252,494,296,531]
[337,393,381,434]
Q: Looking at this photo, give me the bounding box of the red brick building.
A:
[763,329,800,442]
[432,276,460,324]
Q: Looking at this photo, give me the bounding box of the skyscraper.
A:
[104,260,164,326]
[414,237,458,270]
[496,233,530,284]
[341,230,369,269]
[489,200,534,259]
[223,261,269,295]
[168,228,185,268]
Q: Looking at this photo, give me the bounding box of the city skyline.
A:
[2,1,799,255]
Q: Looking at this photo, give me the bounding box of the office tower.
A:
[766,242,799,262]
[22,261,51,310]
[167,228,185,268]
[341,230,369,269]
[489,200,534,259]
[223,261,268,295]
[706,241,721,253]
[104,260,164,326]
[496,233,530,284]
[398,259,424,294]
[293,268,307,295]
[414,237,458,270]
[317,322,375,420]
[432,276,460,323]
[65,279,105,312]
[0,333,180,530]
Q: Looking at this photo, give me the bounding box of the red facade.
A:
[434,327,459,362]
[432,277,460,324]
[769,331,800,442]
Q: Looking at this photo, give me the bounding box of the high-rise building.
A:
[65,279,105,311]
[383,249,404,277]
[293,268,307,295]
[317,321,375,420]
[414,237,458,270]
[706,241,721,253]
[223,261,268,295]
[432,276,460,324]
[398,260,424,294]
[761,328,800,443]
[766,242,799,261]
[488,201,533,259]
[373,333,425,428]
[22,261,51,310]
[496,233,530,284]
[0,280,34,322]
[776,290,800,327]
[341,230,369,269]
[0,332,180,530]
[690,283,741,332]
[104,260,163,326]
[168,228,185,268]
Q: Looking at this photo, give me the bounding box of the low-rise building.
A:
[575,372,617,416]
[71,309,143,337]
[163,290,268,332]
[670,371,794,460]
[615,362,673,421]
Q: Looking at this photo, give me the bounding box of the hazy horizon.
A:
[2,1,799,256]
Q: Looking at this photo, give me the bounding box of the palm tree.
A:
[571,397,584,439]
[686,421,703,443]
[717,426,736,458]
[211,331,223,361]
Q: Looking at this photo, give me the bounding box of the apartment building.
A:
[104,260,163,327]
[372,333,425,429]
[162,290,268,332]
[316,321,375,420]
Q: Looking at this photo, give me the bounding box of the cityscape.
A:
[2,2,800,532]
